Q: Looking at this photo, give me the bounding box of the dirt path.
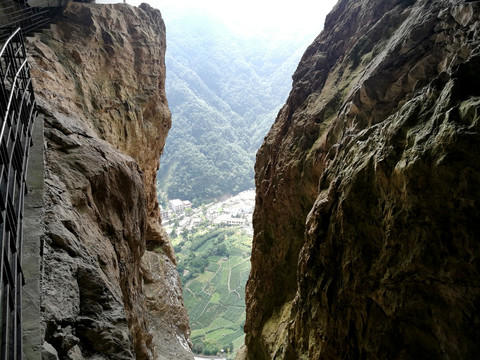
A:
[194,261,223,321]
[193,257,249,319]
[185,287,195,296]
[202,261,223,293]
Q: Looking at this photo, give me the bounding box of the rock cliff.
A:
[240,0,480,359]
[26,3,192,359]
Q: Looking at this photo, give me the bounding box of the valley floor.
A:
[167,191,255,358]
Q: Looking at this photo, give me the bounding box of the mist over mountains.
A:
[157,9,315,203]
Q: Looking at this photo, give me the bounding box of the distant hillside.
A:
[157,9,313,203]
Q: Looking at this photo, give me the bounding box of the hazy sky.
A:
[97,0,338,37]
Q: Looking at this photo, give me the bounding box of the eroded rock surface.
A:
[27,3,192,359]
[241,0,480,359]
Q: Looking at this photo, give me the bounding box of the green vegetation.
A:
[172,224,251,357]
[157,9,313,203]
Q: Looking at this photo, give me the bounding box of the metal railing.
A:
[0,0,67,43]
[0,26,36,360]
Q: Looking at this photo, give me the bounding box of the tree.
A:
[215,243,229,257]
[192,341,203,354]
[224,342,234,353]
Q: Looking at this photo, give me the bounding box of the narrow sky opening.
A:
[98,0,338,38]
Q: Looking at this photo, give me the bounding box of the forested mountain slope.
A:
[158,9,313,203]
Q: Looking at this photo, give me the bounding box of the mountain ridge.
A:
[158,9,317,202]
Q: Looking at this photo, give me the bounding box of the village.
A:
[161,189,255,236]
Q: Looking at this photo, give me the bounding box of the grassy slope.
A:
[172,226,251,357]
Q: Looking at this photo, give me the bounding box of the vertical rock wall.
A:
[27,3,192,359]
[242,0,480,359]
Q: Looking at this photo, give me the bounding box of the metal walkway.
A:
[0,1,91,358]
[0,0,71,356]
[0,0,67,43]
[0,26,36,360]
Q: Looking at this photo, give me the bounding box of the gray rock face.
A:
[26,3,192,359]
[42,342,60,360]
[241,0,480,359]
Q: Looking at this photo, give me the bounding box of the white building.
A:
[169,199,185,214]
[160,209,170,221]
[207,209,219,220]
[213,214,246,226]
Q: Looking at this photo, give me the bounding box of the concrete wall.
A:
[22,114,44,359]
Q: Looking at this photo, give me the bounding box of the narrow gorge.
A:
[8,0,479,359]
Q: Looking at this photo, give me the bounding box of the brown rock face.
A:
[242,0,480,359]
[27,3,192,359]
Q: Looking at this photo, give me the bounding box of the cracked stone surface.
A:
[27,3,193,359]
[240,0,480,359]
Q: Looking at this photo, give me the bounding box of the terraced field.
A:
[172,226,251,357]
